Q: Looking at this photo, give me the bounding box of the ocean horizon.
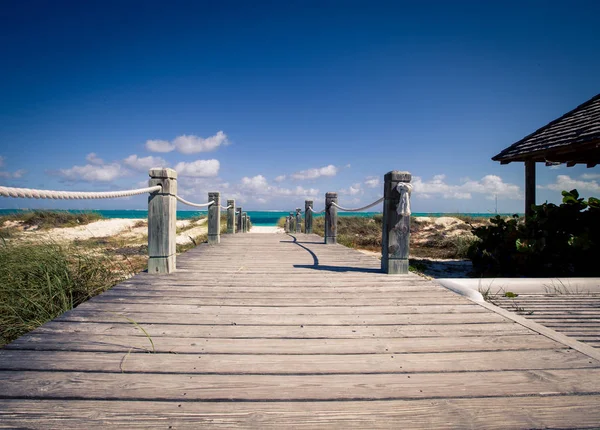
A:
[0,209,521,226]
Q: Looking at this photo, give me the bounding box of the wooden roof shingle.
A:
[492,93,600,166]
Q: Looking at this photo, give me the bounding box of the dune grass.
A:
[0,240,123,347]
[0,210,104,230]
[281,214,479,259]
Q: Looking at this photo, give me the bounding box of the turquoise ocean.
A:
[0,209,518,226]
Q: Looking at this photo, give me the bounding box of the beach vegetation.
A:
[468,189,600,276]
[0,240,123,347]
[0,210,104,231]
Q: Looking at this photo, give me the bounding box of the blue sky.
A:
[1,0,599,213]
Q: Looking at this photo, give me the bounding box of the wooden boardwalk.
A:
[1,233,600,428]
[493,293,600,349]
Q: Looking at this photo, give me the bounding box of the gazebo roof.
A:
[492,93,600,167]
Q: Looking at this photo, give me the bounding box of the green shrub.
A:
[468,189,600,276]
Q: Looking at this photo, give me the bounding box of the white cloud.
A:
[0,156,27,179]
[145,139,175,153]
[274,175,286,182]
[86,153,104,165]
[340,183,362,196]
[58,163,124,182]
[291,164,338,180]
[241,174,269,192]
[239,175,319,200]
[580,173,600,180]
[145,131,229,154]
[124,154,168,172]
[364,177,380,188]
[174,159,220,177]
[540,175,600,193]
[0,169,26,179]
[412,174,522,200]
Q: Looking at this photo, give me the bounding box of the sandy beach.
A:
[250,226,285,234]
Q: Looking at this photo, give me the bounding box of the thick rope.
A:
[220,205,233,210]
[396,183,413,216]
[0,185,161,200]
[175,195,215,208]
[331,197,384,212]
[307,206,326,214]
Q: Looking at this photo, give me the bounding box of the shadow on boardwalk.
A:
[284,235,383,274]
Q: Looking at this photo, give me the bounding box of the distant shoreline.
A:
[0,209,523,227]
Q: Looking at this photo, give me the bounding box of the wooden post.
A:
[325,192,338,244]
[247,216,251,232]
[208,192,220,244]
[148,168,177,274]
[525,160,536,218]
[227,199,235,234]
[284,216,290,233]
[305,200,313,234]
[295,208,302,233]
[243,212,248,233]
[236,208,243,233]
[289,212,295,234]
[381,171,412,274]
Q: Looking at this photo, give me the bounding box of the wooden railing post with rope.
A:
[382,171,412,274]
[227,199,236,234]
[304,200,313,234]
[325,192,338,244]
[295,208,302,233]
[148,168,178,274]
[208,192,221,244]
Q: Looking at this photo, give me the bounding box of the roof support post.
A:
[525,160,536,218]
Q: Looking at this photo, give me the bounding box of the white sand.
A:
[21,219,145,242]
[176,219,208,245]
[250,226,285,234]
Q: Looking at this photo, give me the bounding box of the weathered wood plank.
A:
[56,310,508,325]
[1,368,599,400]
[35,321,534,338]
[0,349,594,374]
[5,333,565,354]
[1,396,600,429]
[69,303,490,315]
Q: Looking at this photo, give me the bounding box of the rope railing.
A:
[0,185,162,200]
[331,196,384,212]
[307,206,325,214]
[175,195,215,208]
[220,204,233,210]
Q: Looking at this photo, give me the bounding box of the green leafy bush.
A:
[468,189,600,276]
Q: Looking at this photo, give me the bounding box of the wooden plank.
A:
[69,303,489,315]
[0,349,595,374]
[90,296,470,306]
[1,396,599,429]
[1,368,599,401]
[36,321,533,338]
[5,333,566,354]
[56,310,508,325]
